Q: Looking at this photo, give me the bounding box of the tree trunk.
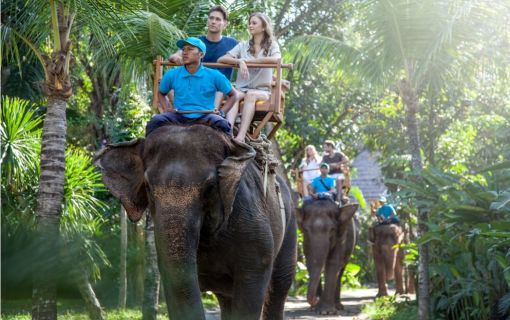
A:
[399,78,430,320]
[32,96,68,320]
[119,206,127,308]
[74,265,105,320]
[142,212,160,320]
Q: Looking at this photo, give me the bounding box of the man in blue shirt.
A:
[146,37,239,136]
[303,163,337,204]
[376,196,399,224]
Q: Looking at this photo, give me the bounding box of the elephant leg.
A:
[263,223,297,320]
[373,245,388,297]
[407,269,417,294]
[230,268,273,320]
[314,261,340,315]
[394,248,405,294]
[335,267,345,310]
[216,294,233,320]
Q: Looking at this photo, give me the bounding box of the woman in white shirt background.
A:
[218,12,281,142]
[299,145,322,197]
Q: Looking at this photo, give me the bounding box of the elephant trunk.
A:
[153,198,206,320]
[306,249,328,306]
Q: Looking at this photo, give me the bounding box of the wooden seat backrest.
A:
[152,56,292,138]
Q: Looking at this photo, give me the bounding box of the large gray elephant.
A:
[95,125,297,320]
[297,200,358,315]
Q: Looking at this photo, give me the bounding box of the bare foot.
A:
[234,135,245,143]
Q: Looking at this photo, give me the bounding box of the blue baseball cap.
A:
[176,37,207,54]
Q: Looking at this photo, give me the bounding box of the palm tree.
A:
[1,1,138,317]
[289,0,507,317]
[1,96,110,319]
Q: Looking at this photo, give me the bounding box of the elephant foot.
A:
[336,302,344,310]
[314,302,338,315]
[376,291,388,298]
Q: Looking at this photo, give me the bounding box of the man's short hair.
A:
[324,140,335,148]
[209,5,228,20]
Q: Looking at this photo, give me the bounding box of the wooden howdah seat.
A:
[152,55,292,139]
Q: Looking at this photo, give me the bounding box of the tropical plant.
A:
[1,96,42,237]
[392,163,510,319]
[2,0,143,316]
[1,96,110,319]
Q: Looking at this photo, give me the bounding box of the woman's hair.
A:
[248,12,274,56]
[304,145,320,163]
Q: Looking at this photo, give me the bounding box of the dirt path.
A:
[284,288,379,320]
[205,288,404,320]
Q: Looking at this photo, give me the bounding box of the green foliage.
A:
[362,296,418,320]
[0,96,42,190]
[393,163,510,319]
[1,95,110,283]
[104,92,153,142]
[1,96,42,230]
[202,291,219,309]
[341,262,362,288]
[277,58,374,172]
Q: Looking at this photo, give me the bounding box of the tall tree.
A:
[1,1,136,317]
[119,206,127,308]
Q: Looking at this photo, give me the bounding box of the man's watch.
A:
[219,109,226,118]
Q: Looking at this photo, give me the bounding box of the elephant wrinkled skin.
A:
[297,200,358,315]
[95,125,297,320]
[371,223,415,297]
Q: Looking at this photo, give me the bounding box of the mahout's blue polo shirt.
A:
[377,204,397,220]
[159,64,232,118]
[311,175,336,193]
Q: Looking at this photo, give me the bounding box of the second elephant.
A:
[297,201,358,315]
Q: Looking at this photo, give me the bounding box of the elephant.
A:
[94,125,297,320]
[370,223,415,297]
[296,200,358,315]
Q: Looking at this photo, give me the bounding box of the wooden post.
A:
[152,56,163,112]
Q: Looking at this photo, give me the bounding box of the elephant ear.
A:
[218,140,256,219]
[94,139,147,222]
[337,203,359,225]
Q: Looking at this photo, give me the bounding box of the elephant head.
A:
[297,201,358,307]
[94,125,255,318]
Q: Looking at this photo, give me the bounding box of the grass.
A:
[362,295,418,320]
[1,296,220,319]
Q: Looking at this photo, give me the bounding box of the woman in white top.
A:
[299,145,322,197]
[218,12,281,142]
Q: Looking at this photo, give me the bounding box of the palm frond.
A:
[0,96,42,191]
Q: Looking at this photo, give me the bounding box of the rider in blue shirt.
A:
[376,196,399,224]
[146,37,239,136]
[304,163,336,203]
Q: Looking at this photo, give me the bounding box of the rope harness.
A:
[245,134,279,197]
